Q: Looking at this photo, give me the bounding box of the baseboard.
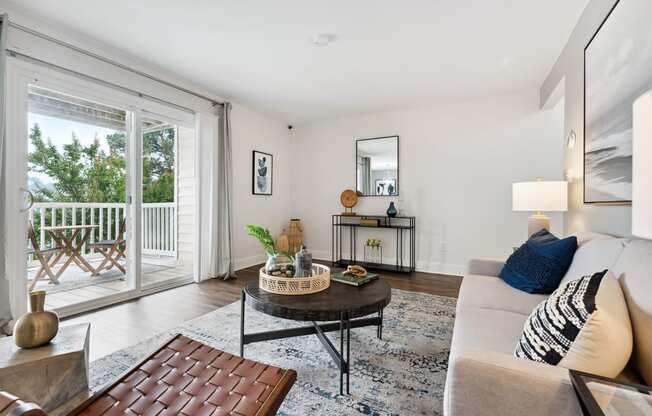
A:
[415,261,466,277]
[233,254,266,272]
[311,250,465,277]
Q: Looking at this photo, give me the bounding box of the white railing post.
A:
[39,207,46,248]
[90,208,95,244]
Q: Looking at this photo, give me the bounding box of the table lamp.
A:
[633,90,652,239]
[513,180,568,237]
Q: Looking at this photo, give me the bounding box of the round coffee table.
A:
[240,278,391,395]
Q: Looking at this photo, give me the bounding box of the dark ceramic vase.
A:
[387,202,398,218]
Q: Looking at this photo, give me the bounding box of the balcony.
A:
[27,201,191,310]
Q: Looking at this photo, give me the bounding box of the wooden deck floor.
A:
[63,264,462,361]
[28,255,192,310]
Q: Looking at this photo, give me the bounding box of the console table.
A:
[332,214,415,273]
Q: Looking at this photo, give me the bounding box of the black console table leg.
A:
[240,290,245,357]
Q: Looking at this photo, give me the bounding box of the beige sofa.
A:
[444,232,652,416]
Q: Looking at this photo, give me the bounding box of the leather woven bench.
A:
[1,334,296,416]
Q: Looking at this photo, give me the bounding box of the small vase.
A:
[265,253,281,274]
[387,202,398,218]
[294,246,313,277]
[14,291,59,349]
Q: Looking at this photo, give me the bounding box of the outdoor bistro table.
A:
[43,225,99,279]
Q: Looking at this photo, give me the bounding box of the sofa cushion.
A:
[499,230,577,294]
[611,239,652,384]
[457,274,547,316]
[515,271,632,378]
[560,236,628,286]
[451,307,529,359]
[573,231,617,246]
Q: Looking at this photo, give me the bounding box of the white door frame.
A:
[5,57,197,318]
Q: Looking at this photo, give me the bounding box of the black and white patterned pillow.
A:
[514,270,632,377]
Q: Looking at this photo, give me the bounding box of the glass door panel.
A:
[26,84,134,310]
[141,116,195,288]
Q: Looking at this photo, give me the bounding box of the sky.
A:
[28,113,122,153]
[28,112,124,186]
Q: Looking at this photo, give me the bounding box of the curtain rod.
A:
[7,20,224,108]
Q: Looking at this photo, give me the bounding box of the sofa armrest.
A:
[444,349,581,416]
[466,259,505,277]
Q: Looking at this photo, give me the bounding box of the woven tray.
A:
[259,263,330,295]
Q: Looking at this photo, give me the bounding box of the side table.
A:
[0,323,91,414]
[570,369,652,415]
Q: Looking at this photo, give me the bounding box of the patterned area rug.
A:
[90,288,456,415]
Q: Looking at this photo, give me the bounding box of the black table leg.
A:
[240,290,245,357]
[377,308,383,340]
[346,313,350,395]
[339,313,344,395]
[241,313,382,395]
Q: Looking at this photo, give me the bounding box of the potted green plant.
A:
[245,224,294,276]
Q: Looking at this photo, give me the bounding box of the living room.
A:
[0,0,650,415]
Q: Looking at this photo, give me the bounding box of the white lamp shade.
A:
[513,181,568,212]
[633,90,652,239]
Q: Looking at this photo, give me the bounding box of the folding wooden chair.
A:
[27,222,63,292]
[89,218,126,275]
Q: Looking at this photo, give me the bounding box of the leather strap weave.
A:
[74,335,296,416]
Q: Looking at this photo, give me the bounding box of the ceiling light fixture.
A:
[311,33,336,47]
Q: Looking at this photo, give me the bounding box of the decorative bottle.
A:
[294,246,313,277]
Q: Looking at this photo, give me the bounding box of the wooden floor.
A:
[64,264,462,361]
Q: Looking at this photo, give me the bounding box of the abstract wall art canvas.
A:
[584,0,652,204]
[252,150,273,195]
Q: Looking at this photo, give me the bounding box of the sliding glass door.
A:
[5,58,197,317]
[25,84,136,310]
[140,115,196,289]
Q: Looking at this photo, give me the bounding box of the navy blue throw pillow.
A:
[499,229,577,294]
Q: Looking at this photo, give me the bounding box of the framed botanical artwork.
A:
[252,150,273,195]
[583,0,652,204]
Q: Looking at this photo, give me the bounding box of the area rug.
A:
[90,288,456,415]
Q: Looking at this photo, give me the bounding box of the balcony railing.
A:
[29,202,176,258]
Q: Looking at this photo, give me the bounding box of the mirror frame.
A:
[355,135,399,197]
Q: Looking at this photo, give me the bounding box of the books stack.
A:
[331,271,379,286]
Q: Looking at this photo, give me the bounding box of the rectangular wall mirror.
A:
[356,135,399,196]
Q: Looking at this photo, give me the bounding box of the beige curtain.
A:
[216,103,234,279]
[200,103,234,280]
[0,14,13,335]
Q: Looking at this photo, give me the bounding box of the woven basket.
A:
[259,263,330,295]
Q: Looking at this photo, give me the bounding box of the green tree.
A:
[142,128,175,203]
[28,123,175,204]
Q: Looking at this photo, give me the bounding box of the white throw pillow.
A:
[560,237,627,286]
[515,271,632,378]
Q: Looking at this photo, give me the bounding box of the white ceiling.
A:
[8,0,588,124]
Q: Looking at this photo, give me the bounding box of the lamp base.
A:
[528,214,550,237]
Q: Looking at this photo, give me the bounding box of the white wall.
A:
[540,0,632,237]
[291,92,564,275]
[231,104,292,270]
